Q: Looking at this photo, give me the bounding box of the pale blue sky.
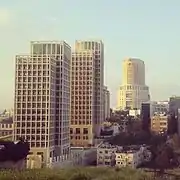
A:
[0,0,180,109]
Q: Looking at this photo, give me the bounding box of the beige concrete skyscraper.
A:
[71,51,95,147]
[117,58,149,110]
[14,41,71,167]
[70,40,104,147]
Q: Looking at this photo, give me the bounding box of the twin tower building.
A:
[14,40,105,165]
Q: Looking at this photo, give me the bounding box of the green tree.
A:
[172,133,180,150]
[155,148,170,174]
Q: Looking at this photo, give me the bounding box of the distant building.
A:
[141,102,151,132]
[129,109,141,117]
[169,96,180,116]
[0,109,13,118]
[115,146,151,168]
[146,101,169,116]
[117,58,149,110]
[152,101,169,114]
[0,109,13,121]
[97,143,119,166]
[151,114,168,134]
[0,118,13,137]
[168,112,178,135]
[97,142,151,168]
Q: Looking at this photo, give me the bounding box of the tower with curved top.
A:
[117,58,150,110]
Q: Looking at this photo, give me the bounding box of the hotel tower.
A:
[117,58,149,110]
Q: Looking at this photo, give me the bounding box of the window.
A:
[83,128,88,134]
[75,128,80,134]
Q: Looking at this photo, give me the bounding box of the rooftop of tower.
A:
[75,39,103,43]
[123,58,144,63]
[30,40,71,48]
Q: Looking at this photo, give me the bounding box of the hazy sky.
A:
[0,0,180,109]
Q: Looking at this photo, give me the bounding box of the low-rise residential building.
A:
[115,150,142,168]
[115,146,151,168]
[0,109,13,119]
[151,113,168,134]
[97,143,120,166]
[153,101,169,114]
[0,118,13,137]
[129,109,141,117]
[97,143,151,168]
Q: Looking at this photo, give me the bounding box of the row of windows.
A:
[15,133,49,140]
[71,96,92,99]
[17,77,50,82]
[16,90,51,96]
[15,130,49,135]
[70,136,89,140]
[15,114,68,120]
[72,59,93,63]
[17,71,51,76]
[17,69,69,76]
[71,121,92,125]
[15,122,49,127]
[0,131,12,136]
[72,72,93,75]
[71,107,92,111]
[17,63,65,70]
[120,86,149,91]
[72,55,100,60]
[16,99,68,108]
[17,84,50,89]
[71,77,93,81]
[15,116,52,121]
[32,44,64,55]
[71,90,93,96]
[71,102,93,106]
[17,63,51,69]
[151,122,167,126]
[16,102,69,109]
[72,81,93,85]
[70,128,89,134]
[16,96,49,101]
[72,66,93,70]
[0,124,13,128]
[16,75,98,84]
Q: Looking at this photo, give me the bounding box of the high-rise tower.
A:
[71,50,95,146]
[14,41,71,167]
[117,58,149,110]
[70,40,104,146]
